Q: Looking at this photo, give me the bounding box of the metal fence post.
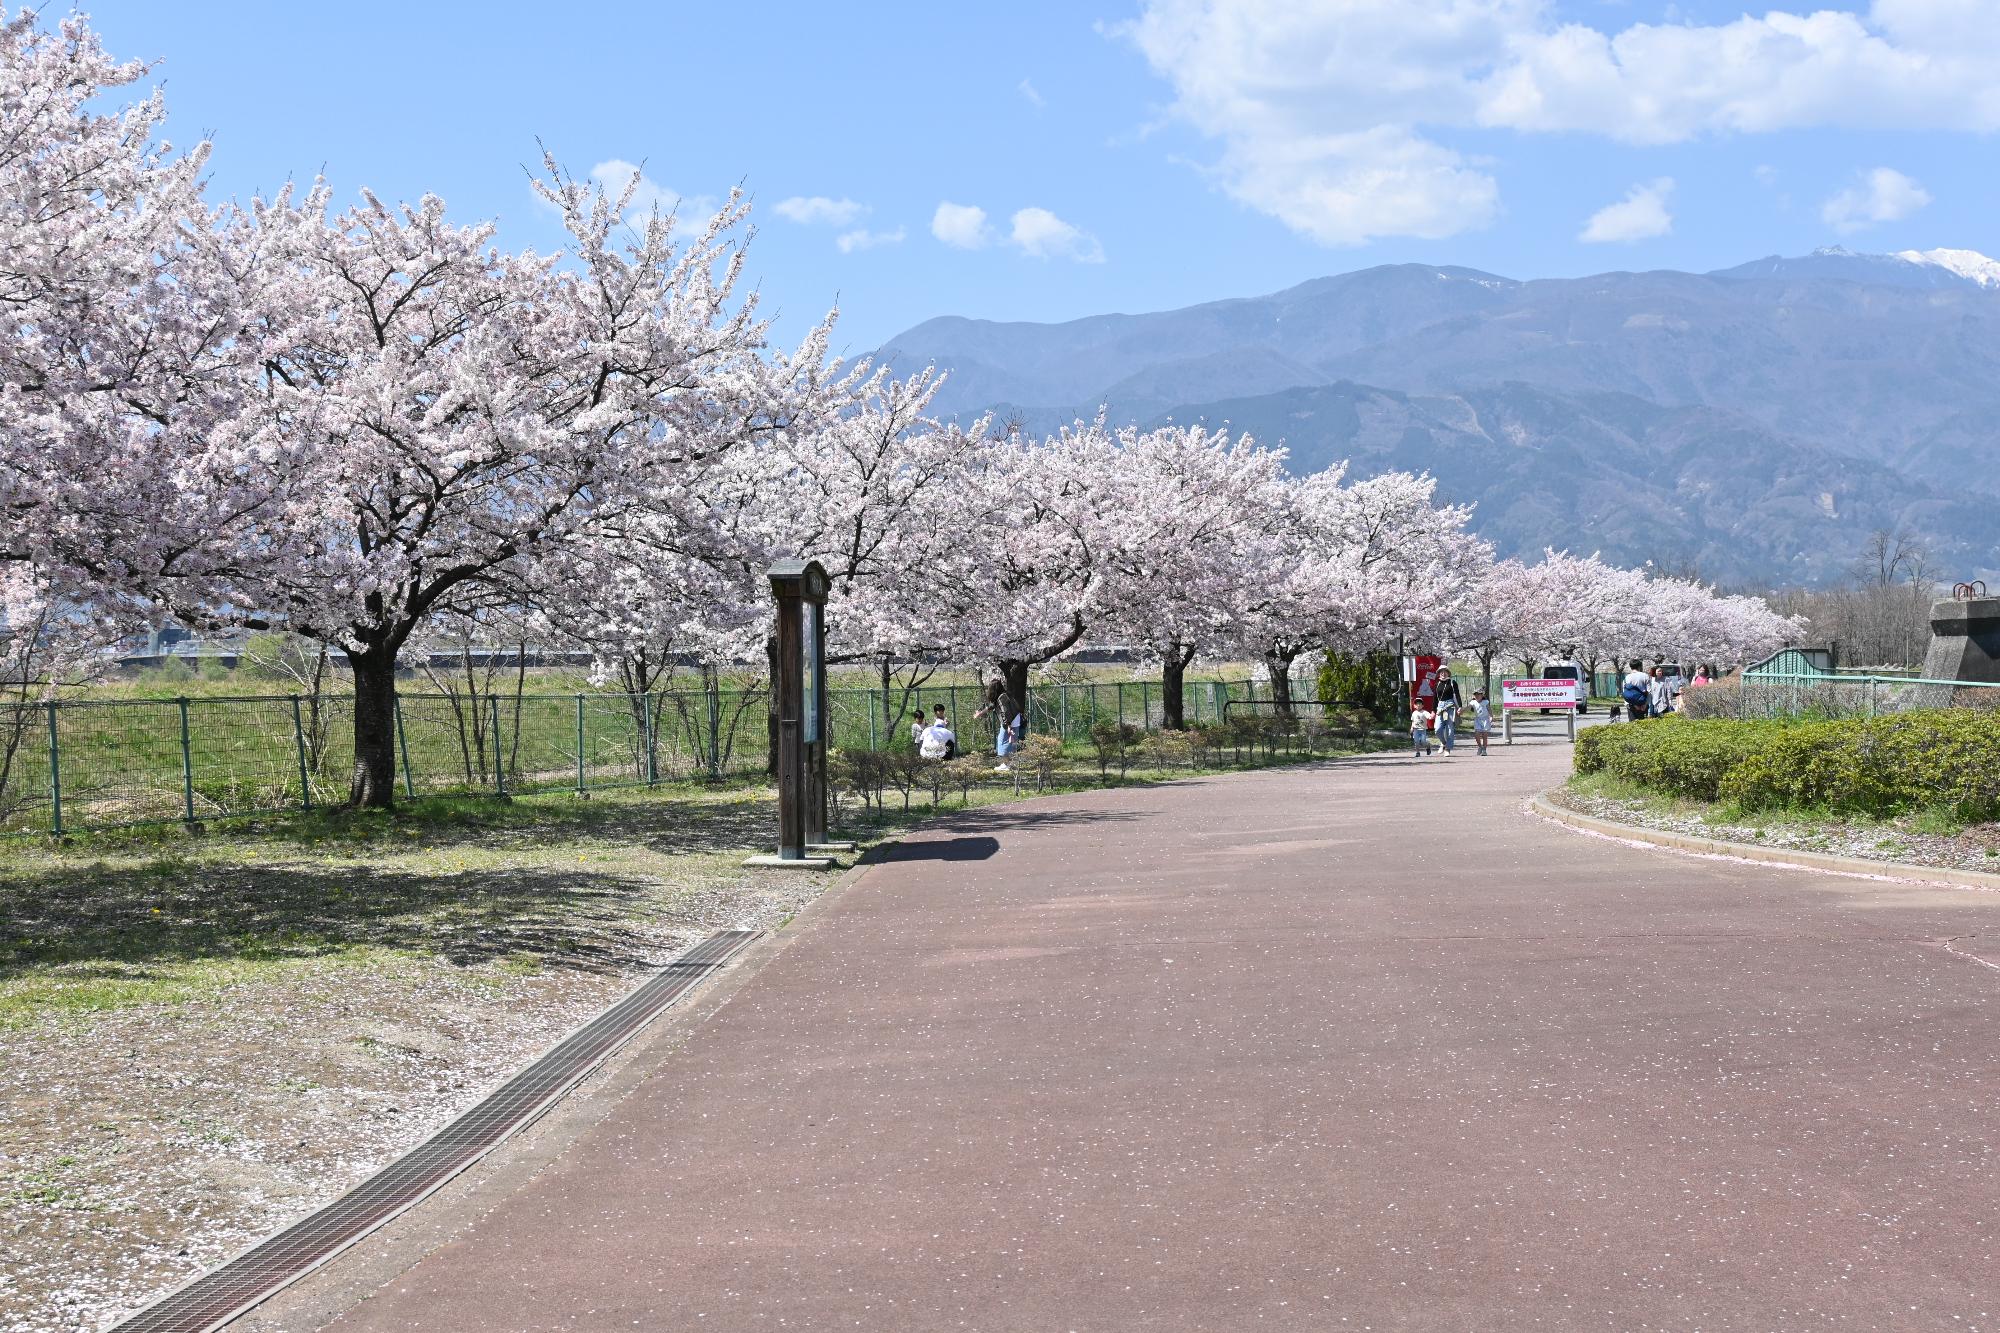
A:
[45,701,62,837]
[1118,683,1126,731]
[1141,681,1151,728]
[489,694,507,795]
[1060,683,1070,741]
[177,696,196,824]
[868,703,878,750]
[291,694,312,811]
[576,694,587,795]
[393,696,416,797]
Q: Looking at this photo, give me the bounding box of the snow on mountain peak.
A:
[1895,247,2000,287]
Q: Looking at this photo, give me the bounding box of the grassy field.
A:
[1,664,1312,837]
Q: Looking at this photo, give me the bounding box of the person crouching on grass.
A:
[1410,701,1436,758]
[1471,688,1492,755]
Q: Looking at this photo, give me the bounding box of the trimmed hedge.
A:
[1573,710,2000,818]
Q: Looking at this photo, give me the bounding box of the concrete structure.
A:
[1920,593,2000,684]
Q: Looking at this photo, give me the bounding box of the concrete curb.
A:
[1532,792,2000,892]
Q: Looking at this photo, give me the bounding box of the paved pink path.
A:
[307,740,1998,1331]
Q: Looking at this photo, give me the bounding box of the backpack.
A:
[1621,679,1648,707]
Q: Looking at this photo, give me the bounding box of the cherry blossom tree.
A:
[1491,552,1801,687]
[747,363,984,726]
[1097,424,1288,728]
[113,165,833,806]
[921,418,1132,728]
[1448,557,1529,698]
[1498,551,1649,679]
[1631,577,1802,670]
[1237,467,1491,713]
[0,8,222,613]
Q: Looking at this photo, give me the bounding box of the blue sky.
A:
[83,0,2000,355]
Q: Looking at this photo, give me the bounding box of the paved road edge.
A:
[1531,792,2000,893]
[229,851,886,1332]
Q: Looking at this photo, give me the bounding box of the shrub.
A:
[1018,734,1064,790]
[1089,721,1143,776]
[1576,709,2000,820]
[940,756,987,804]
[827,749,882,814]
[1191,723,1230,767]
[1573,723,1610,774]
[1142,730,1192,770]
[1317,649,1403,722]
[1585,717,1793,801]
[1719,710,2000,818]
[1677,679,1745,720]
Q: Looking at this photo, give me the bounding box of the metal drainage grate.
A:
[109,929,760,1333]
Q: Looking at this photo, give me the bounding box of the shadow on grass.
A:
[46,782,777,860]
[0,859,675,980]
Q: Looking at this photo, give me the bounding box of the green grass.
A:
[0,781,777,1029]
[1566,769,1841,833]
[4,667,1300,838]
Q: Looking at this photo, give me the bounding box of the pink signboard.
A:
[1501,679,1580,711]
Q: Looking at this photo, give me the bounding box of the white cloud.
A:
[1580,177,1674,243]
[1821,167,1932,232]
[588,159,718,238]
[836,226,906,253]
[1009,207,1105,262]
[774,195,866,226]
[932,201,992,249]
[1018,77,1045,108]
[1118,0,2000,245]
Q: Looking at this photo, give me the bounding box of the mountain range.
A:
[875,247,2000,586]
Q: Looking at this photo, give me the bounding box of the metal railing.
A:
[1739,648,2000,720]
[0,675,1315,837]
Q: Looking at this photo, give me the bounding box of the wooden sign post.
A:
[747,559,843,867]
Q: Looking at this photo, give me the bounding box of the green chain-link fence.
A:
[0,675,1308,837]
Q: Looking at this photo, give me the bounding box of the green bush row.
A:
[1574,710,2000,818]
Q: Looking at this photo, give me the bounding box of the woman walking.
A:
[1433,667,1463,755]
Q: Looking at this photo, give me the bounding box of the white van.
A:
[1539,660,1589,712]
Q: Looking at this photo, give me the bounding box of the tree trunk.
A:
[349,649,399,809]
[1161,641,1198,730]
[1265,651,1298,716]
[998,659,1030,737]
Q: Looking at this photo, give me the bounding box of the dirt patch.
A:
[0,789,824,1333]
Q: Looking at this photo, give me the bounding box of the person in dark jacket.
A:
[1621,660,1651,720]
[1433,668,1464,754]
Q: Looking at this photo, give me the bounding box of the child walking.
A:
[1410,701,1435,758]
[1471,688,1492,755]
